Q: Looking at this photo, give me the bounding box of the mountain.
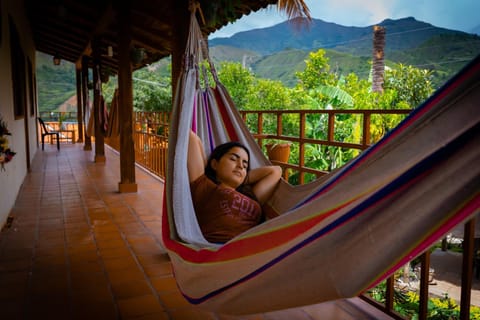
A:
[209,17,468,55]
[249,48,371,87]
[210,45,261,64]
[209,17,480,88]
[36,52,77,112]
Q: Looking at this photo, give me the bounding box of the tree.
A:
[383,64,434,108]
[295,49,336,90]
[217,62,254,110]
[371,25,386,93]
[244,78,292,111]
[294,49,353,110]
[132,66,172,112]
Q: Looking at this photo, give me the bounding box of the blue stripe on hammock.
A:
[202,90,216,152]
[182,120,479,305]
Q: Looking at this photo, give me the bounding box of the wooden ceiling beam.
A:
[76,3,116,66]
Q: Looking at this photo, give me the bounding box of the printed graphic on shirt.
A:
[219,188,257,218]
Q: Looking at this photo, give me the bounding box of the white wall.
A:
[0,0,39,228]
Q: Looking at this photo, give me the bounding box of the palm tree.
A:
[372,25,386,93]
[277,0,311,20]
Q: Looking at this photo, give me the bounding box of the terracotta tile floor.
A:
[0,143,393,319]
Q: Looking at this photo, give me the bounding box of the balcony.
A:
[25,110,479,319]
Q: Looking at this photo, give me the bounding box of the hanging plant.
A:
[101,66,113,83]
[0,115,16,171]
[130,48,146,65]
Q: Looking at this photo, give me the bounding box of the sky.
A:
[209,0,480,39]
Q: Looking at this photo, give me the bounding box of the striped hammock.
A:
[162,10,480,315]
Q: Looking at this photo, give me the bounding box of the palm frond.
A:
[277,0,311,21]
[310,85,354,107]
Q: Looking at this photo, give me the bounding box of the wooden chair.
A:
[38,117,60,150]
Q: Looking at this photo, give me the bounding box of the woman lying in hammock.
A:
[188,131,282,243]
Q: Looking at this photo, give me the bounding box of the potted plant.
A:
[58,112,67,130]
[0,115,16,171]
[265,141,291,163]
[131,47,146,65]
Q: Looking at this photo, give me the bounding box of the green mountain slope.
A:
[210,45,261,64]
[248,49,372,87]
[36,52,76,112]
[209,17,480,88]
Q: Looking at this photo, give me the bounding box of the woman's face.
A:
[211,146,249,189]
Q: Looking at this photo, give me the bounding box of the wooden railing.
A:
[132,112,170,177]
[240,109,411,184]
[38,111,78,122]
[129,109,412,183]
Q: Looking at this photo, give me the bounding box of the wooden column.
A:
[171,1,189,97]
[82,56,92,151]
[92,40,106,163]
[75,63,84,143]
[117,1,137,193]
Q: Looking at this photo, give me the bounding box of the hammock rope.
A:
[162,9,480,315]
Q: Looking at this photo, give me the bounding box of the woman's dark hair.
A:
[205,141,257,201]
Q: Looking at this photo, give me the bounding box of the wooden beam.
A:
[92,40,106,163]
[82,56,92,151]
[75,67,84,143]
[75,4,115,66]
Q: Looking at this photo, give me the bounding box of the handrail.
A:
[240,109,411,184]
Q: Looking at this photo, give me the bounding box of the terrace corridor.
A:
[0,143,394,320]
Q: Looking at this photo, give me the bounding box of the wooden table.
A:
[58,130,76,144]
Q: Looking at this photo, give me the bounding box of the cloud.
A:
[306,0,391,26]
[209,0,480,39]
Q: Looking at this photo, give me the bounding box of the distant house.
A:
[57,95,77,113]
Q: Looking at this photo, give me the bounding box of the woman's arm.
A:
[246,165,282,204]
[187,131,206,183]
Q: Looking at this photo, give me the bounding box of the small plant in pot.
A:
[265,141,291,163]
[58,112,67,130]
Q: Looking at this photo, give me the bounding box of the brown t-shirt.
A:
[190,175,262,243]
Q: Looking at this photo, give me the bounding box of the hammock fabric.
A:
[105,89,120,138]
[162,10,480,315]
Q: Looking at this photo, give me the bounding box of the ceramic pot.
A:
[265,143,291,163]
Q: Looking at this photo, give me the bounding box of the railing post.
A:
[418,251,430,320]
[327,112,335,142]
[460,218,475,320]
[277,111,282,136]
[258,112,264,147]
[362,112,371,148]
[385,276,395,312]
[299,112,306,185]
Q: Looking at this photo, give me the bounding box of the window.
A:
[9,16,26,119]
[27,58,36,116]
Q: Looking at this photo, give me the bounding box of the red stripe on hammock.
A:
[365,193,480,292]
[162,193,358,263]
[213,87,239,141]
